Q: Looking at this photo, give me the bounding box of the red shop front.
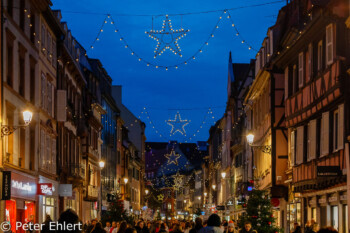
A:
[5,170,37,233]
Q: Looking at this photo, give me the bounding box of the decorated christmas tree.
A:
[102,193,133,224]
[238,189,281,233]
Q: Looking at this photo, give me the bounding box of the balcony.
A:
[68,163,85,179]
[293,151,346,192]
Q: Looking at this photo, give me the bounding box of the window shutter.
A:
[326,24,334,65]
[321,112,329,156]
[52,138,57,174]
[290,130,295,166]
[308,120,317,161]
[298,52,304,87]
[318,41,323,71]
[57,90,67,122]
[284,67,289,100]
[338,104,344,150]
[296,126,304,164]
[307,43,312,82]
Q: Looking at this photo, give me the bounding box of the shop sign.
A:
[37,183,53,195]
[318,198,327,204]
[2,171,11,200]
[340,195,347,201]
[59,184,72,197]
[328,196,337,203]
[226,200,234,206]
[10,172,37,200]
[216,205,225,210]
[317,166,341,177]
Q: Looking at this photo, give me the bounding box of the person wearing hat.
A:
[226,222,236,233]
[198,214,223,233]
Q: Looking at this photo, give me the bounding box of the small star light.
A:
[165,150,181,165]
[157,194,164,201]
[167,112,189,135]
[173,172,183,190]
[146,15,189,58]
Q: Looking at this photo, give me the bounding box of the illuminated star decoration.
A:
[157,194,164,201]
[146,15,189,58]
[165,150,181,166]
[167,112,189,136]
[173,172,183,190]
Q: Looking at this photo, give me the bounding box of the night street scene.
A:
[0,0,349,232]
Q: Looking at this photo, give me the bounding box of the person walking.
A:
[41,215,54,233]
[189,218,203,233]
[104,222,111,233]
[198,214,223,233]
[238,222,257,233]
[225,221,236,233]
[91,222,107,233]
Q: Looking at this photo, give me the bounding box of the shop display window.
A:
[331,206,338,231]
[43,196,56,222]
[6,200,16,233]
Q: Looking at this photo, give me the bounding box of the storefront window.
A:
[25,201,35,223]
[43,196,56,222]
[6,200,16,233]
[287,202,301,232]
[312,207,316,221]
[90,202,98,219]
[344,205,348,233]
[331,206,338,231]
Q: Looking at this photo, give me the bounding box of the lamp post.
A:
[1,110,33,136]
[123,177,128,199]
[246,133,271,154]
[99,160,105,218]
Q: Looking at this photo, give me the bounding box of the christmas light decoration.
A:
[173,172,183,190]
[157,194,164,201]
[167,112,189,135]
[146,15,189,58]
[165,150,181,165]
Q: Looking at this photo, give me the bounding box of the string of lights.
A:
[86,10,257,69]
[53,1,285,17]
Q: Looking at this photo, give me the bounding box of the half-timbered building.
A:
[273,0,349,231]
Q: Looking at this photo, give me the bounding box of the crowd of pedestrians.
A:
[40,209,340,233]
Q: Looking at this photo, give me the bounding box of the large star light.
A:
[167,112,189,135]
[165,150,181,165]
[146,15,189,58]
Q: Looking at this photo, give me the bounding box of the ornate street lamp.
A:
[246,133,271,154]
[1,110,33,136]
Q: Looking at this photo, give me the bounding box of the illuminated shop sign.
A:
[12,181,33,192]
[37,183,54,195]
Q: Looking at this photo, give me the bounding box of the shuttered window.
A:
[284,67,288,99]
[290,130,295,166]
[296,126,304,165]
[307,120,317,161]
[307,43,312,82]
[326,24,334,65]
[321,112,329,156]
[298,52,304,87]
[337,104,344,150]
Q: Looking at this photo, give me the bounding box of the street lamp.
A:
[99,160,105,219]
[145,189,149,195]
[212,184,216,190]
[204,192,207,197]
[1,110,33,136]
[246,133,271,154]
[123,177,129,184]
[184,200,187,203]
[221,172,226,179]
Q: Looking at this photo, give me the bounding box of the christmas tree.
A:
[238,189,281,233]
[102,193,133,224]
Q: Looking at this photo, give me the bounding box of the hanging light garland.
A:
[86,10,257,70]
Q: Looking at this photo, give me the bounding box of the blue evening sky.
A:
[52,0,285,143]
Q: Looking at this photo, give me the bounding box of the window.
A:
[334,104,344,151]
[30,58,36,103]
[290,130,295,166]
[40,130,46,169]
[296,126,304,165]
[7,0,13,17]
[284,67,289,99]
[30,11,36,43]
[7,43,13,87]
[321,112,329,156]
[19,0,25,30]
[52,40,57,67]
[298,52,304,87]
[293,65,298,94]
[41,24,46,53]
[326,24,334,65]
[307,43,313,81]
[29,123,35,170]
[47,81,52,116]
[317,41,323,71]
[42,197,56,222]
[41,73,46,109]
[307,120,317,161]
[19,56,25,97]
